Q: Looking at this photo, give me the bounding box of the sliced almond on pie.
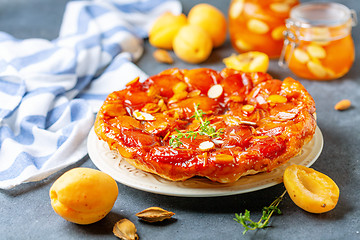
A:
[199,141,215,151]
[133,110,155,121]
[208,84,223,99]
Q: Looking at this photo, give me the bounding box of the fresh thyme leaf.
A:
[168,131,198,148]
[234,190,286,234]
[168,104,223,148]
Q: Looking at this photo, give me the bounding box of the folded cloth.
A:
[0,0,181,189]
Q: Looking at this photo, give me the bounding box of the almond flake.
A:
[240,120,257,126]
[199,141,215,151]
[271,112,297,121]
[208,84,223,99]
[133,110,155,121]
[212,139,224,145]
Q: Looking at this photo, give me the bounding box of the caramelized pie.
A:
[94,68,316,183]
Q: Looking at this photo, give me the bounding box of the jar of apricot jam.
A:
[279,2,357,80]
[228,0,299,58]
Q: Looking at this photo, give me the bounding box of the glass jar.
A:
[228,0,300,58]
[279,2,357,80]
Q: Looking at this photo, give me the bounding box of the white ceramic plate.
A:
[88,127,323,197]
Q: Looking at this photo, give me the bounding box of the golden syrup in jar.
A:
[280,2,357,80]
[228,0,299,58]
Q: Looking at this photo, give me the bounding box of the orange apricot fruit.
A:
[187,3,227,48]
[149,12,187,50]
[173,25,213,64]
[283,165,339,214]
[50,168,118,224]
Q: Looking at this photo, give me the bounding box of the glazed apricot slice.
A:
[283,165,339,213]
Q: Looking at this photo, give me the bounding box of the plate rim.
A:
[88,126,323,197]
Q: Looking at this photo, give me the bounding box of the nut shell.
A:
[113,219,139,240]
[136,207,175,223]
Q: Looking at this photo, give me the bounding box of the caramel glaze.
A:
[94,68,316,183]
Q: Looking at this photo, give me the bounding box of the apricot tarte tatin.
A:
[94,68,316,183]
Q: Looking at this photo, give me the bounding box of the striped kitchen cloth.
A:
[0,0,181,189]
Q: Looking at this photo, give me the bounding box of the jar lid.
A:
[289,2,352,27]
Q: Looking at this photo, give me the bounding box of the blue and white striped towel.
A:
[0,0,181,189]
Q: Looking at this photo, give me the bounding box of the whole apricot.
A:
[149,12,187,50]
[49,167,118,224]
[283,165,339,214]
[187,3,227,48]
[173,25,213,64]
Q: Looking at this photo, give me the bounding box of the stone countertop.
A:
[0,0,359,239]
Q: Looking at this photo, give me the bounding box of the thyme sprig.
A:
[169,130,198,148]
[193,104,223,139]
[234,190,286,234]
[169,104,223,148]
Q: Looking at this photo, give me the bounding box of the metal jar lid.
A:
[287,2,357,28]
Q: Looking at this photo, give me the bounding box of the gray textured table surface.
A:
[0,0,359,239]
